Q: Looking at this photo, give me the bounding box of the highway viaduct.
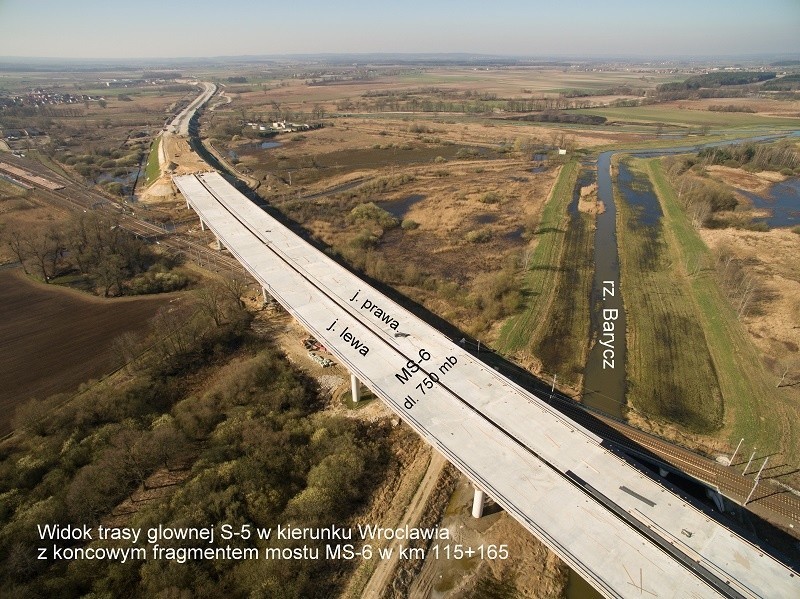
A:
[174,170,800,599]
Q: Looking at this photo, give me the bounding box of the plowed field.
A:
[0,269,172,434]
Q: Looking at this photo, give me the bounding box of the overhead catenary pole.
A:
[729,438,744,466]
[743,449,756,476]
[745,456,769,505]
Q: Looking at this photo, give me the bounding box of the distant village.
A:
[0,76,179,111]
[0,89,106,110]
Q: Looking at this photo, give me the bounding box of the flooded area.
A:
[616,161,663,227]
[505,226,525,241]
[258,140,282,149]
[738,177,800,228]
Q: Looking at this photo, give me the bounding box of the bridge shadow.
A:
[195,133,800,571]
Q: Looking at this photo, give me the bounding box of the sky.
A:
[0,0,798,60]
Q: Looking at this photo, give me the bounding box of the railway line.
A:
[9,77,799,596]
[26,152,800,532]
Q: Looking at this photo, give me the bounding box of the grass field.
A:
[576,105,800,129]
[645,160,798,459]
[497,161,580,366]
[530,172,594,387]
[616,159,722,432]
[0,177,29,196]
[392,68,678,95]
[144,135,162,185]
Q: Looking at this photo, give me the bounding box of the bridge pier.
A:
[472,487,485,518]
[200,217,205,231]
[262,286,268,303]
[350,373,361,403]
[215,236,224,251]
[706,488,725,513]
[659,467,669,478]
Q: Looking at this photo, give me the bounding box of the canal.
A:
[581,130,800,417]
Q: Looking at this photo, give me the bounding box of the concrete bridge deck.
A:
[174,171,800,599]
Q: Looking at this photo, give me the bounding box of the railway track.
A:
[33,183,249,277]
[24,145,800,537]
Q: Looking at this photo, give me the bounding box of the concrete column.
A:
[706,488,725,513]
[262,287,268,302]
[200,218,205,231]
[215,237,223,251]
[659,467,669,478]
[186,199,191,210]
[350,373,361,403]
[472,487,485,518]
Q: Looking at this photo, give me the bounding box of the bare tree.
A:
[195,278,248,327]
[24,226,63,282]
[151,303,197,360]
[689,199,711,229]
[195,283,228,327]
[2,227,31,274]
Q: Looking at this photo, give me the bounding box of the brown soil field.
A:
[0,269,174,434]
[229,67,672,107]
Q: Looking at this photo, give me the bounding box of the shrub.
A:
[739,221,770,232]
[465,229,492,243]
[401,219,420,230]
[128,270,189,294]
[479,192,502,204]
[349,230,379,250]
[348,202,399,229]
[456,148,480,159]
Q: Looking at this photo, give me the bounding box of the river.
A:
[582,130,800,417]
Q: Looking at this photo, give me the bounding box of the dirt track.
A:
[0,269,173,434]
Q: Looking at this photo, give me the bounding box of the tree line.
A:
[1,297,391,597]
[1,212,186,296]
[657,71,776,93]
